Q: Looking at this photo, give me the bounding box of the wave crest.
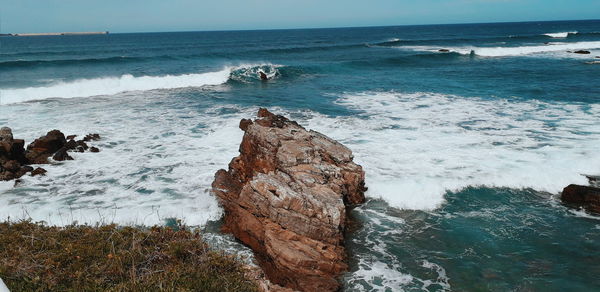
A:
[0,64,283,104]
[229,64,280,83]
[544,31,578,38]
[301,91,600,210]
[402,41,600,57]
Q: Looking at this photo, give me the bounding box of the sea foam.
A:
[544,31,577,38]
[404,41,600,57]
[0,64,280,105]
[0,69,230,105]
[302,92,600,210]
[0,96,249,226]
[1,90,599,225]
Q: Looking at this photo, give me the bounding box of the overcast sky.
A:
[3,0,599,33]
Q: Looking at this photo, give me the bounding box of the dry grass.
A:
[0,221,258,292]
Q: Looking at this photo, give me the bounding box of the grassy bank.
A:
[0,221,257,292]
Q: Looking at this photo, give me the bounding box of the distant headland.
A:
[0,31,109,37]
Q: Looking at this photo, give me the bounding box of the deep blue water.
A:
[1,20,600,291]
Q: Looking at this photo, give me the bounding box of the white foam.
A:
[348,260,414,291]
[0,277,9,292]
[544,31,577,38]
[346,205,449,291]
[403,41,600,57]
[421,260,451,290]
[0,95,253,226]
[298,92,600,210]
[568,209,600,221]
[0,68,234,105]
[2,90,599,223]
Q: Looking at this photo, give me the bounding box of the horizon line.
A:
[4,18,599,35]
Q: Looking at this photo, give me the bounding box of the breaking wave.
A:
[301,91,600,210]
[543,31,578,38]
[228,64,281,83]
[0,64,282,104]
[2,91,600,224]
[402,41,600,57]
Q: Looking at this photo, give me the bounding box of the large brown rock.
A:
[561,184,600,214]
[212,108,366,292]
[25,130,66,164]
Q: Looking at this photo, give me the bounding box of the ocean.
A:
[1,20,600,291]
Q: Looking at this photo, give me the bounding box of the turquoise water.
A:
[346,189,600,291]
[1,20,600,290]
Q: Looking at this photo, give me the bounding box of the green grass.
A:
[0,221,258,292]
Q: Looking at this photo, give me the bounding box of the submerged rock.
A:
[83,133,101,142]
[212,108,366,292]
[53,147,74,161]
[561,184,600,214]
[30,167,47,177]
[573,50,591,54]
[76,140,89,151]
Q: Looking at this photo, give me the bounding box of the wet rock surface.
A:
[25,130,67,164]
[586,175,600,187]
[573,50,591,54]
[212,108,366,292]
[561,184,600,214]
[30,167,47,177]
[0,128,102,181]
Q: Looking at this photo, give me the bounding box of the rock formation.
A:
[212,108,366,292]
[562,184,600,214]
[1,127,29,181]
[0,128,101,181]
[573,50,591,54]
[25,130,68,164]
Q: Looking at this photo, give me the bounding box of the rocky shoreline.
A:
[2,111,599,291]
[212,109,367,291]
[0,127,101,182]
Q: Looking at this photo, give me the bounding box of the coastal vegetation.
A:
[0,221,257,292]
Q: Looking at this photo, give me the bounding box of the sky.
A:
[2,0,600,33]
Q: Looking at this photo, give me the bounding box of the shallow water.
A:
[1,20,599,290]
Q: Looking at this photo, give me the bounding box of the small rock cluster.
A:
[0,127,101,182]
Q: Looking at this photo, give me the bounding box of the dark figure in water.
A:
[259,71,268,80]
